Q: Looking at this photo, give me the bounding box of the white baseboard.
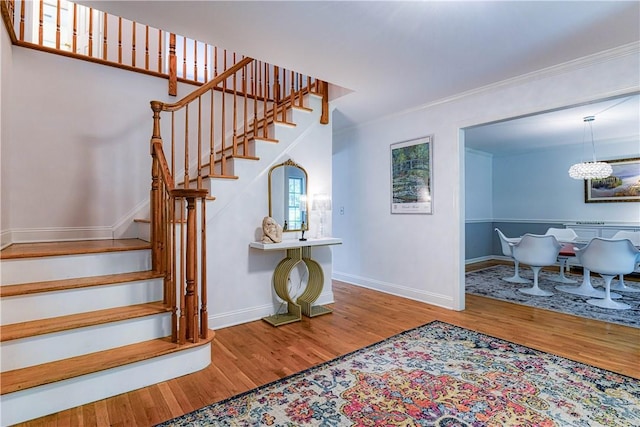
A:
[331,272,454,309]
[208,291,335,329]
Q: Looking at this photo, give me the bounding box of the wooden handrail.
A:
[160,57,254,112]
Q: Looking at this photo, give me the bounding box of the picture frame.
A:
[584,157,640,203]
[390,135,433,214]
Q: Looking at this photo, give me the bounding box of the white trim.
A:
[332,272,456,310]
[208,291,334,330]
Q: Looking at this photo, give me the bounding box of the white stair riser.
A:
[0,342,211,427]
[1,279,163,324]
[0,250,151,285]
[1,314,171,371]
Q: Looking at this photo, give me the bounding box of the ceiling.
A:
[79,1,640,154]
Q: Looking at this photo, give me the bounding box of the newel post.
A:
[150,100,164,274]
[320,80,329,125]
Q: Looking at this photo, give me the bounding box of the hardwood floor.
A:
[15,261,640,426]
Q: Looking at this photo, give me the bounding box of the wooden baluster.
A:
[254,61,260,137]
[169,191,177,342]
[200,197,208,339]
[193,39,198,82]
[157,29,162,73]
[214,46,218,78]
[117,17,122,64]
[184,105,189,188]
[209,88,215,175]
[232,53,238,156]
[290,70,295,113]
[38,0,43,45]
[171,111,176,179]
[131,21,136,67]
[221,53,227,174]
[197,96,202,188]
[252,60,257,138]
[178,197,186,344]
[168,33,177,96]
[204,44,209,83]
[145,25,149,70]
[102,13,107,60]
[273,66,281,122]
[88,8,93,57]
[263,63,269,138]
[242,61,248,155]
[299,73,304,108]
[19,0,25,41]
[71,3,76,53]
[182,36,187,79]
[55,0,60,49]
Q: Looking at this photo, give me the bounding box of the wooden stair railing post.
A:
[172,189,207,343]
[320,80,329,125]
[150,100,164,275]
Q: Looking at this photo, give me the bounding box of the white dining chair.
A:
[510,234,562,296]
[575,237,640,310]
[544,227,578,284]
[495,228,530,284]
[610,231,640,293]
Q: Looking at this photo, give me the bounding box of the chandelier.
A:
[568,116,612,180]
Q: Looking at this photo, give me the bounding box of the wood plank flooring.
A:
[12,261,640,426]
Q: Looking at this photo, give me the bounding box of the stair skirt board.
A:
[0,342,212,427]
[1,279,164,324]
[1,250,152,285]
[1,314,172,371]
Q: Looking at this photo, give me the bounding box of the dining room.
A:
[464,93,640,326]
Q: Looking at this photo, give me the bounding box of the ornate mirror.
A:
[268,159,308,232]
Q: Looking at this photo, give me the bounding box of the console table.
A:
[249,237,342,326]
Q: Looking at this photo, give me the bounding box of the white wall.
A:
[4,47,178,243]
[1,25,13,246]
[465,149,493,221]
[332,43,639,311]
[493,141,640,222]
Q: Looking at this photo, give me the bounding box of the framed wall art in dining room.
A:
[390,135,433,214]
[585,157,640,203]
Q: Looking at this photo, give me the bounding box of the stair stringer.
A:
[0,343,211,426]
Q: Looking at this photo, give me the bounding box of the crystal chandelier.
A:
[568,116,612,180]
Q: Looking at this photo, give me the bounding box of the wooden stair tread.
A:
[0,270,163,297]
[273,119,296,127]
[0,330,215,395]
[0,302,170,342]
[0,239,151,260]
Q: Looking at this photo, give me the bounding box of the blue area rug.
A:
[466,265,640,328]
[157,321,640,426]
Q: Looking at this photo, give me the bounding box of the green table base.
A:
[263,246,332,326]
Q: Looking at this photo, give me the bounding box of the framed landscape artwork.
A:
[584,157,640,203]
[390,135,433,214]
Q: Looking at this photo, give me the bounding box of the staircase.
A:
[0,240,214,426]
[0,87,326,425]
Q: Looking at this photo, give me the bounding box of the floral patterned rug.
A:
[157,321,640,426]
[465,265,640,328]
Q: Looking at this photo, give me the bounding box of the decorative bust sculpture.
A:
[262,216,283,244]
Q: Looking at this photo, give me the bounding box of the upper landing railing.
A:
[2,0,321,97]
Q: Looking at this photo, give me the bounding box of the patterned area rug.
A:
[466,265,640,328]
[157,321,640,426]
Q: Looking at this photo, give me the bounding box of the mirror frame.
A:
[268,159,309,232]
